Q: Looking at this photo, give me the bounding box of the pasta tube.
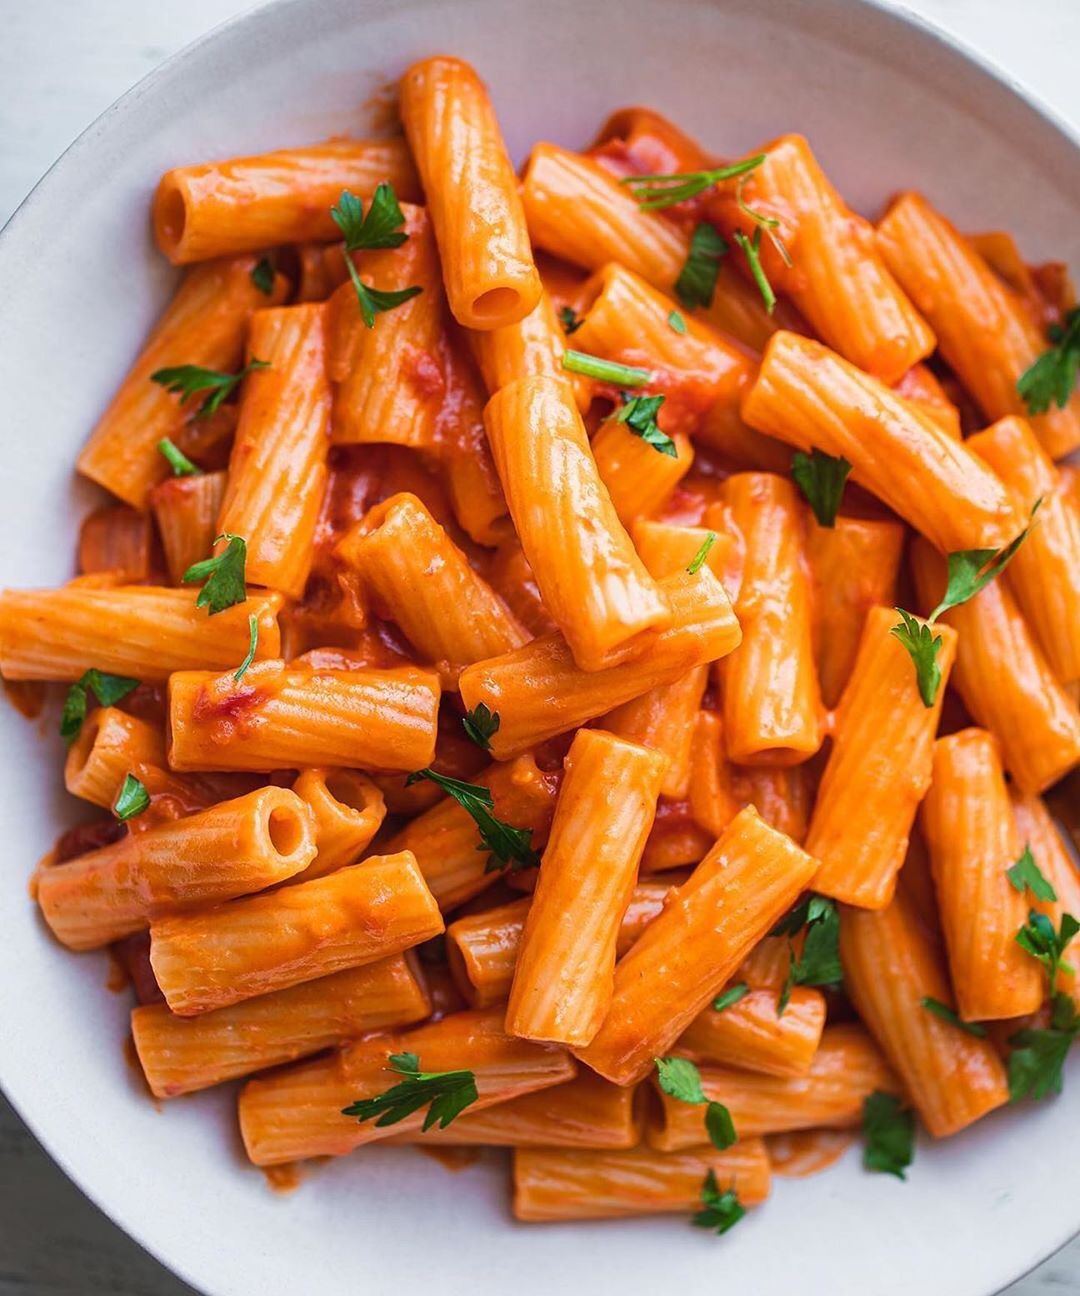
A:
[674,986,826,1078]
[150,471,227,586]
[968,416,1080,682]
[389,1071,639,1149]
[484,375,670,672]
[150,851,443,1015]
[132,954,430,1097]
[806,515,905,708]
[37,786,315,950]
[446,882,672,1008]
[742,331,1017,551]
[458,567,741,759]
[64,706,166,809]
[807,605,957,910]
[649,1025,897,1148]
[77,257,287,507]
[709,135,933,382]
[840,891,1009,1136]
[720,473,824,765]
[506,729,667,1046]
[167,661,440,772]
[400,57,540,328]
[217,303,331,597]
[290,768,386,880]
[336,493,527,673]
[513,1141,771,1221]
[575,806,818,1085]
[238,1008,576,1164]
[877,192,1080,459]
[0,586,280,682]
[386,754,562,910]
[330,205,446,449]
[153,137,420,263]
[912,540,1080,794]
[920,729,1043,1021]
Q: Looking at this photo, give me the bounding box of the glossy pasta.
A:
[5,54,1080,1244]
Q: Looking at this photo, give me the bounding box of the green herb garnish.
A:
[461,703,500,751]
[113,773,150,822]
[157,437,201,477]
[862,1091,914,1180]
[341,1052,479,1131]
[60,670,140,744]
[675,223,728,311]
[150,360,269,418]
[405,769,539,872]
[182,533,248,615]
[791,449,852,527]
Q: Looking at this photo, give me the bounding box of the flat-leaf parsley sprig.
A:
[406,768,540,872]
[891,502,1041,706]
[182,533,248,615]
[342,1052,479,1131]
[331,184,422,328]
[151,359,269,418]
[1017,306,1080,415]
[654,1056,737,1151]
[60,669,140,744]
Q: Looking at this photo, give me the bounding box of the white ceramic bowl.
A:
[2,2,1079,1293]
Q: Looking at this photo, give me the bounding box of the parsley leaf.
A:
[182,533,248,615]
[705,1101,737,1151]
[150,359,269,418]
[341,1051,479,1131]
[892,502,1041,707]
[692,1169,746,1236]
[250,257,275,295]
[927,502,1041,622]
[713,982,749,1013]
[1007,844,1057,903]
[687,532,718,576]
[675,223,728,311]
[461,703,500,751]
[561,349,652,387]
[733,227,776,313]
[654,1058,737,1151]
[772,895,842,1015]
[1015,909,1079,987]
[558,305,584,335]
[59,670,140,744]
[113,773,149,822]
[862,1091,914,1180]
[613,393,677,458]
[791,449,853,527]
[331,185,420,328]
[331,184,410,252]
[234,614,259,682]
[667,309,688,335]
[157,437,201,477]
[1008,992,1080,1102]
[1017,307,1080,415]
[621,154,766,210]
[920,996,988,1037]
[655,1056,707,1104]
[405,769,540,872]
[889,608,944,708]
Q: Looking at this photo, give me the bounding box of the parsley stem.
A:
[561,350,652,387]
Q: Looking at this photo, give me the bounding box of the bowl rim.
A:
[1,2,1079,1294]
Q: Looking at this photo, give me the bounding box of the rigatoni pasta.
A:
[6,53,1080,1244]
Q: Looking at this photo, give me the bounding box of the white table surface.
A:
[1,1,1080,1292]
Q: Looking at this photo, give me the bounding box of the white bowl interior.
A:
[1,1,1078,1293]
